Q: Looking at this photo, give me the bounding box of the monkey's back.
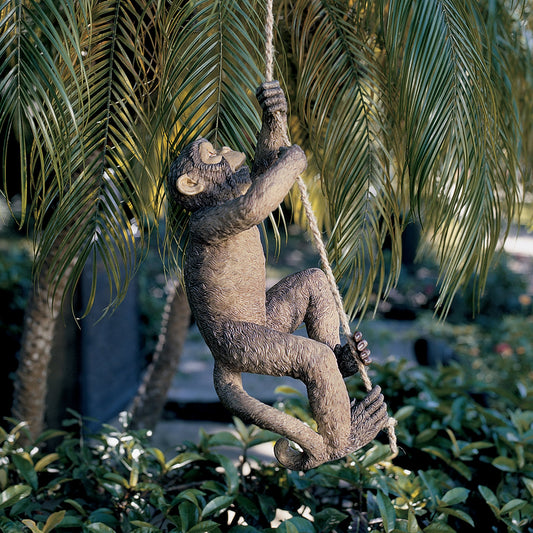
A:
[184,225,267,339]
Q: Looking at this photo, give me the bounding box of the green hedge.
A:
[1,336,532,533]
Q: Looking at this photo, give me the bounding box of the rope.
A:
[263,0,397,457]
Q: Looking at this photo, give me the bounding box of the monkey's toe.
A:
[334,333,372,377]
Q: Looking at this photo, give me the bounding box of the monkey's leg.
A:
[266,268,370,375]
[266,268,340,348]
[215,322,352,470]
[213,362,325,462]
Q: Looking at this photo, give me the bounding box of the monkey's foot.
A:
[346,385,388,452]
[275,386,389,471]
[334,331,371,377]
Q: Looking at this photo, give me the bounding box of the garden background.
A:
[1,0,532,531]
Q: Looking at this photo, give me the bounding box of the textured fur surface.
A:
[168,81,388,470]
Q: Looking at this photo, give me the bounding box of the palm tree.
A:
[1,0,531,436]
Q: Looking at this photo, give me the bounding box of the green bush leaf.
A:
[393,405,415,421]
[314,507,347,532]
[458,441,494,455]
[34,430,68,445]
[42,511,66,533]
[440,487,470,506]
[492,456,517,472]
[102,472,129,488]
[478,485,500,518]
[21,520,41,533]
[147,447,166,468]
[130,520,161,532]
[422,522,456,532]
[500,498,527,514]
[274,385,302,396]
[439,507,475,527]
[202,495,234,518]
[173,489,205,508]
[64,499,87,517]
[234,495,259,517]
[207,431,241,448]
[188,520,220,532]
[12,454,38,490]
[449,460,473,480]
[85,524,116,533]
[407,509,422,532]
[376,490,396,532]
[87,509,117,527]
[208,453,240,495]
[362,443,391,467]
[523,477,533,498]
[247,430,279,448]
[0,484,32,510]
[274,516,314,532]
[165,452,204,471]
[34,453,60,473]
[414,428,438,445]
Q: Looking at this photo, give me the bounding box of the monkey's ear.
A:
[176,173,205,196]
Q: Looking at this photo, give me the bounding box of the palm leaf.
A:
[385,0,521,314]
[29,0,160,314]
[1,0,529,317]
[159,0,268,268]
[0,0,86,221]
[283,0,526,318]
[286,0,399,318]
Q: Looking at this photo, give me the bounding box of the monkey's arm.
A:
[193,145,306,242]
[252,81,290,176]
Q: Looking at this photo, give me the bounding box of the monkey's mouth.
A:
[233,160,246,172]
[221,149,247,173]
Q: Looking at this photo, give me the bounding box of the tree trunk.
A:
[11,246,76,440]
[130,280,191,429]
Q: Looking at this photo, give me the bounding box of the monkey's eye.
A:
[199,142,223,164]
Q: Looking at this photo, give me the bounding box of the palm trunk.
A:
[11,245,76,440]
[130,280,191,429]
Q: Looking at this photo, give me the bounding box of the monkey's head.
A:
[168,139,251,212]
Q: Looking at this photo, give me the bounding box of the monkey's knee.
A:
[303,267,330,292]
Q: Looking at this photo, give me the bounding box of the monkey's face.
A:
[198,141,247,174]
[169,139,251,211]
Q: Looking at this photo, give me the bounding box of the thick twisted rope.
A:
[263,0,397,456]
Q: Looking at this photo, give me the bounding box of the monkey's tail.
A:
[213,363,326,471]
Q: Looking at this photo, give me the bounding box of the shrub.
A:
[1,346,532,532]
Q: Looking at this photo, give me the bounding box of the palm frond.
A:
[1,0,529,317]
[159,0,268,269]
[0,0,86,221]
[158,0,265,154]
[385,0,522,314]
[286,0,399,318]
[32,0,162,314]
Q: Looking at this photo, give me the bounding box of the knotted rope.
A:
[264,0,397,456]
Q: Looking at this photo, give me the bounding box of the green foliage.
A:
[1,336,532,532]
[1,0,532,316]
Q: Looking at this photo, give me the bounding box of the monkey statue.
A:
[167,81,389,471]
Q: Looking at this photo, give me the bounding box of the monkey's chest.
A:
[185,229,267,326]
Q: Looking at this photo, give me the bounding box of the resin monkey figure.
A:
[167,81,388,471]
